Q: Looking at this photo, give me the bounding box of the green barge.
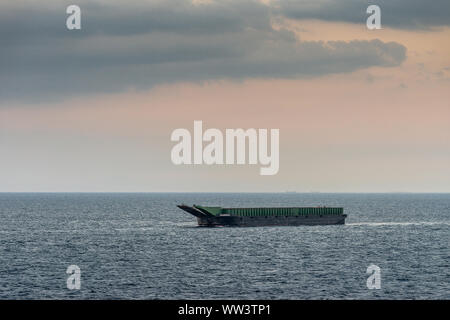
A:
[177,204,347,227]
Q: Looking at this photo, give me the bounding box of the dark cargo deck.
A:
[177,204,346,227]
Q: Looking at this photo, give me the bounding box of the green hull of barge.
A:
[177,205,347,227]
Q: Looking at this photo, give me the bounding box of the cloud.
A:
[0,0,406,102]
[277,0,450,30]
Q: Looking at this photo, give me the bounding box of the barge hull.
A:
[196,215,346,227]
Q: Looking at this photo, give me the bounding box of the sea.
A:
[0,193,448,299]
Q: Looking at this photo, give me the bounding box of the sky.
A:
[0,0,449,192]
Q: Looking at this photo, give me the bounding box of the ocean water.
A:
[0,193,448,300]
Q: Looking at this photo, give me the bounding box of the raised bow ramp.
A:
[177,205,347,227]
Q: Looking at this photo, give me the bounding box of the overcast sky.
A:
[1,0,449,192]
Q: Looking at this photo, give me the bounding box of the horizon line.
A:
[0,191,449,194]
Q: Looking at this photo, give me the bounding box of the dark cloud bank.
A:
[278,0,450,30]
[0,0,425,102]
